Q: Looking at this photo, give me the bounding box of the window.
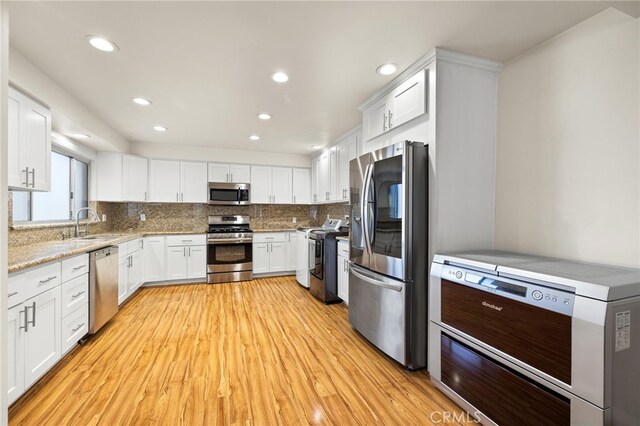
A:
[12,151,89,223]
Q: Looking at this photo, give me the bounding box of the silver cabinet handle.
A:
[226,173,229,182]
[188,247,191,257]
[72,265,86,271]
[71,291,85,299]
[39,276,57,285]
[264,237,274,240]
[144,191,147,201]
[176,192,179,202]
[388,110,393,128]
[8,291,18,297]
[72,323,85,333]
[181,239,192,242]
[27,301,36,327]
[129,256,133,268]
[181,193,184,202]
[383,113,388,131]
[230,173,233,182]
[22,167,29,187]
[29,168,35,188]
[273,195,276,203]
[183,247,186,257]
[19,309,28,331]
[293,195,296,204]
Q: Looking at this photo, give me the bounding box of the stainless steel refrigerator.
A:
[348,140,428,369]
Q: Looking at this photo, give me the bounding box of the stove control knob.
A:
[532,290,543,301]
[455,271,463,279]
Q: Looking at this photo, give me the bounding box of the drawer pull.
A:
[71,291,85,299]
[72,323,85,333]
[8,291,18,297]
[39,276,57,285]
[181,239,192,243]
[72,265,86,271]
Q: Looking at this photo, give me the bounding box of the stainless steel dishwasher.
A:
[89,246,119,334]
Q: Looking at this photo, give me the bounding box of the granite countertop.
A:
[8,231,207,273]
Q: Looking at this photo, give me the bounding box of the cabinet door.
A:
[148,159,181,202]
[23,98,52,191]
[292,168,311,204]
[250,166,272,204]
[328,149,338,201]
[180,161,207,203]
[252,243,270,274]
[208,163,230,182]
[123,155,148,202]
[390,69,426,129]
[318,154,329,202]
[23,286,61,388]
[229,164,251,183]
[336,143,349,201]
[271,167,292,204]
[187,246,207,279]
[285,233,298,271]
[269,242,286,273]
[7,305,25,405]
[166,246,188,280]
[118,256,130,306]
[311,157,320,203]
[363,97,388,142]
[144,237,166,282]
[337,255,349,305]
[7,89,23,188]
[128,251,143,293]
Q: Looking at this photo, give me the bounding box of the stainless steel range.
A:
[207,215,253,284]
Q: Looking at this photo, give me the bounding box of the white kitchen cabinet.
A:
[250,166,293,204]
[187,246,207,279]
[97,153,149,202]
[118,255,130,305]
[208,163,251,183]
[389,69,426,130]
[180,161,207,203]
[252,243,269,274]
[144,237,166,282]
[271,167,292,204]
[165,238,207,281]
[128,251,143,293]
[122,155,148,202]
[148,159,181,202]
[337,240,350,305]
[291,168,311,204]
[23,286,62,388]
[269,242,285,272]
[253,233,289,275]
[8,86,52,191]
[311,157,319,203]
[315,149,338,202]
[166,246,188,280]
[60,304,88,355]
[284,232,298,271]
[363,96,389,142]
[7,305,25,405]
[336,133,359,202]
[118,239,143,305]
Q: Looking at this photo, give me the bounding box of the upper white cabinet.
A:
[250,166,293,204]
[292,168,311,204]
[336,133,360,202]
[311,127,360,204]
[362,69,426,142]
[96,152,148,202]
[315,149,337,203]
[148,160,206,203]
[208,163,250,183]
[8,86,52,192]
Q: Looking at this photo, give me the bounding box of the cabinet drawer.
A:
[118,242,129,258]
[128,238,142,254]
[8,262,61,308]
[61,274,89,318]
[61,303,88,354]
[61,254,89,283]
[166,234,206,246]
[338,240,350,257]
[253,233,286,243]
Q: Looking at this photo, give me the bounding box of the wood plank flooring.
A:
[9,277,470,425]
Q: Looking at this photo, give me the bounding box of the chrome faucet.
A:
[75,207,101,238]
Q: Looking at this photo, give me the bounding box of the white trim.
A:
[358,47,502,112]
[332,125,362,144]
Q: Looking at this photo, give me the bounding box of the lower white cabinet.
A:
[337,241,349,305]
[61,304,88,354]
[144,237,166,282]
[187,246,206,279]
[7,305,25,405]
[253,233,295,275]
[165,241,206,281]
[118,239,144,305]
[284,232,297,271]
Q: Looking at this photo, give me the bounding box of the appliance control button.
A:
[545,295,550,300]
[532,290,543,301]
[564,299,570,305]
[552,297,557,302]
[455,271,463,279]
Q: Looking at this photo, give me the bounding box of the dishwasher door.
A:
[89,246,119,333]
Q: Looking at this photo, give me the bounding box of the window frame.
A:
[12,149,91,225]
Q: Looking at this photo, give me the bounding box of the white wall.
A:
[495,9,639,267]
[130,140,311,168]
[9,47,129,153]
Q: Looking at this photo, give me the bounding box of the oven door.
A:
[310,237,324,280]
[208,183,250,205]
[207,238,253,273]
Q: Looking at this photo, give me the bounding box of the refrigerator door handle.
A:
[350,264,402,292]
[362,164,374,253]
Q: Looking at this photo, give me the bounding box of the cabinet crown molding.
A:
[358,47,502,112]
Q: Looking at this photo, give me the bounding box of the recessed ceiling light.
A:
[257,113,272,120]
[311,145,322,150]
[153,126,167,132]
[132,97,152,106]
[87,36,118,52]
[271,72,289,83]
[249,135,260,141]
[376,63,397,76]
[71,133,91,139]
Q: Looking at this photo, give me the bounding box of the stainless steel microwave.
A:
[208,182,250,205]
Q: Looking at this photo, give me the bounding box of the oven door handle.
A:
[350,264,403,292]
[208,238,253,244]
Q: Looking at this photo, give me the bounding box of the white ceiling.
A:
[8,1,607,155]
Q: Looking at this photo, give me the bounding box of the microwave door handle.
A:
[350,264,402,292]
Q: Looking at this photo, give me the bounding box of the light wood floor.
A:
[9,276,470,425]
